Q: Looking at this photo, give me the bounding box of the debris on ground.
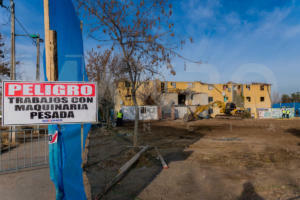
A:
[85,119,300,200]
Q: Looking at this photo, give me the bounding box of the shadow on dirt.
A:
[287,196,300,200]
[85,121,205,200]
[286,129,300,137]
[237,182,265,200]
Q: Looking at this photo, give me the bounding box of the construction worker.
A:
[116,110,123,126]
[282,108,286,119]
[286,109,290,119]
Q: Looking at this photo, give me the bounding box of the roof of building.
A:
[251,82,272,85]
[165,81,271,85]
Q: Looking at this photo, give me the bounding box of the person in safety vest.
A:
[282,108,286,119]
[116,110,123,126]
[286,109,290,119]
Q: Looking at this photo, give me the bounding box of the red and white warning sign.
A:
[49,131,58,144]
[2,81,98,125]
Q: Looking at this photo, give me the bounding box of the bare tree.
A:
[86,49,123,125]
[77,0,184,146]
[137,80,162,105]
[271,92,281,104]
[279,92,300,103]
[0,33,22,80]
[0,33,10,79]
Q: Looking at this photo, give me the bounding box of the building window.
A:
[161,82,165,93]
[178,94,186,105]
[246,85,251,90]
[140,107,146,114]
[246,97,251,102]
[260,85,264,91]
[260,97,265,102]
[238,85,241,89]
[125,95,131,100]
[187,82,193,88]
[208,85,214,90]
[208,97,213,103]
[224,96,228,102]
[171,82,176,88]
[125,81,130,88]
[228,88,231,92]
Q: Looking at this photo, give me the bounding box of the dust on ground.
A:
[85,119,300,200]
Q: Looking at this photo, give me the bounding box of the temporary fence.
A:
[257,108,295,119]
[175,106,188,119]
[161,105,173,120]
[122,106,159,120]
[0,128,49,174]
[273,103,300,117]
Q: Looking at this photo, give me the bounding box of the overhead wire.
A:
[15,16,37,45]
[1,3,37,45]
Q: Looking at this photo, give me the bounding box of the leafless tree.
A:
[76,0,186,146]
[137,80,162,105]
[0,33,22,81]
[271,92,281,104]
[86,49,123,125]
[0,33,10,79]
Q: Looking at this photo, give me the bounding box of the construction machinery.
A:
[183,101,224,121]
[183,101,247,122]
[215,102,246,119]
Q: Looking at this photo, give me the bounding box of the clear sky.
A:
[0,0,300,94]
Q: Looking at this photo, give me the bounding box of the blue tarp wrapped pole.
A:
[43,0,91,199]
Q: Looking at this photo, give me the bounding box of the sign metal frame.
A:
[2,80,98,126]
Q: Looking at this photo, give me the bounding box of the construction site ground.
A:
[85,118,300,200]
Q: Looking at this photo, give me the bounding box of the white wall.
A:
[161,93,178,106]
[175,106,188,119]
[174,105,209,119]
[257,108,295,119]
[191,93,208,105]
[122,106,158,120]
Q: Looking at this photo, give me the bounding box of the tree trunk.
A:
[132,91,139,147]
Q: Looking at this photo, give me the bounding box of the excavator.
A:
[215,102,246,119]
[183,101,246,122]
[183,101,223,121]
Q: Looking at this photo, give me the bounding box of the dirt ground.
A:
[85,119,300,200]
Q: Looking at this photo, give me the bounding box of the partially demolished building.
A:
[115,80,272,119]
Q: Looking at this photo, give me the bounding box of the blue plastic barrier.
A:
[44,0,91,199]
[273,103,300,117]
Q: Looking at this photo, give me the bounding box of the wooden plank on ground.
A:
[155,147,168,169]
[95,145,150,200]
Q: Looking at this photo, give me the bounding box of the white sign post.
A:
[2,81,98,126]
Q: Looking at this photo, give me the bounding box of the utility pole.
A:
[15,33,44,80]
[36,35,40,134]
[10,0,15,80]
[80,20,84,163]
[29,34,44,134]
[10,0,16,144]
[35,34,42,81]
[36,35,40,81]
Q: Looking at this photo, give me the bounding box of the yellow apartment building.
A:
[115,80,272,118]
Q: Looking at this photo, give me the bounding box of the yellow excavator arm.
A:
[184,101,247,122]
[185,101,225,121]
